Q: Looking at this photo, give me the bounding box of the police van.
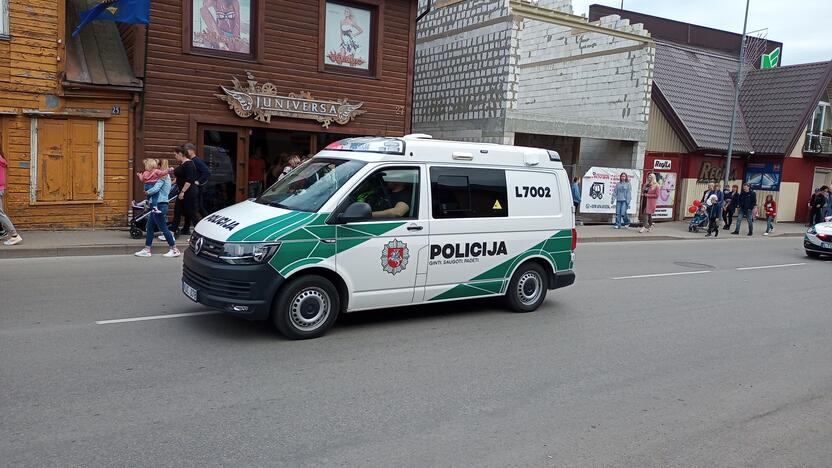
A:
[182,135,576,339]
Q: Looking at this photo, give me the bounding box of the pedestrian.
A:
[136,158,166,214]
[639,173,659,233]
[731,183,757,236]
[571,176,581,212]
[135,158,180,258]
[763,194,777,236]
[184,143,211,219]
[278,154,302,181]
[701,182,715,203]
[248,148,266,198]
[611,172,631,229]
[704,194,721,237]
[809,186,828,225]
[0,148,22,246]
[722,184,739,230]
[170,146,199,237]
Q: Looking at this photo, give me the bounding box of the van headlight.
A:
[807,226,817,235]
[219,242,281,265]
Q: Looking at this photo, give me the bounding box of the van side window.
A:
[345,166,420,220]
[431,167,508,219]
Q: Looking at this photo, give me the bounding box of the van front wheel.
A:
[505,263,548,312]
[273,275,340,340]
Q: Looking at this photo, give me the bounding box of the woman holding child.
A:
[134,156,180,258]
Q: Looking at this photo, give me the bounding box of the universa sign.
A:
[216,72,365,128]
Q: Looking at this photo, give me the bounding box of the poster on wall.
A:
[192,0,252,54]
[653,171,677,219]
[324,2,372,70]
[580,167,641,215]
[745,162,781,191]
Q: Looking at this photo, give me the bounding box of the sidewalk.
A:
[0,222,809,259]
[576,220,807,243]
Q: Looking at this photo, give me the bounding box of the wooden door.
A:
[69,120,99,200]
[37,119,69,202]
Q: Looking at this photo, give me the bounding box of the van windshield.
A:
[256,158,365,213]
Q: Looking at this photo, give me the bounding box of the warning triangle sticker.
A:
[493,200,503,210]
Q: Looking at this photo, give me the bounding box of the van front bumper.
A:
[182,249,283,321]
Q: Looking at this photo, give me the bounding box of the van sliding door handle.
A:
[406,224,424,231]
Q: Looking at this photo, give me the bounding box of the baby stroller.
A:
[688,205,709,233]
[129,186,179,239]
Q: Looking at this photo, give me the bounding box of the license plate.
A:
[182,281,198,302]
[822,242,832,250]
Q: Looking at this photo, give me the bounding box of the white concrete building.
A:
[413,0,655,173]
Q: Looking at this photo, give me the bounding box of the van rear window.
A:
[325,137,405,155]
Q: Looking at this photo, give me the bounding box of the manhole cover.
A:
[674,261,715,269]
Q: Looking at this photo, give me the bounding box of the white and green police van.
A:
[182,135,576,339]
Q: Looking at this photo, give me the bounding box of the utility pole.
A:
[724,0,751,187]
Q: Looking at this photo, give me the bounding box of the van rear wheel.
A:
[273,275,340,340]
[505,263,548,312]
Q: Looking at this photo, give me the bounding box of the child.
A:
[137,159,166,214]
[764,194,777,235]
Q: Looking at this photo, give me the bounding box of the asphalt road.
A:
[1,238,830,467]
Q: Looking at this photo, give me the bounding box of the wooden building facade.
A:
[0,0,141,229]
[122,0,417,210]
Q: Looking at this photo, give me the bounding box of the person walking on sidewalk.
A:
[722,184,739,230]
[732,184,757,236]
[763,195,777,236]
[639,173,659,233]
[184,143,211,219]
[135,161,180,258]
[704,184,723,238]
[170,147,199,237]
[571,177,581,212]
[808,186,828,225]
[611,173,632,229]
[0,149,22,246]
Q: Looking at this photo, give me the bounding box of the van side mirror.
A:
[336,202,372,224]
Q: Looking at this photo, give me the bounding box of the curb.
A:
[0,243,189,259]
[0,233,805,260]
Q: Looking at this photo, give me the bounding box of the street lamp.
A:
[724,0,751,187]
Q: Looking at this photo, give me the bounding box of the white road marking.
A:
[736,263,807,271]
[612,270,711,280]
[95,311,219,325]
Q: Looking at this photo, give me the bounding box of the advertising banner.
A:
[745,162,781,191]
[653,171,677,220]
[580,167,640,214]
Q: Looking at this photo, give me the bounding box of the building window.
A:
[0,0,9,37]
[319,0,380,77]
[185,0,259,60]
[430,167,508,219]
[30,118,105,203]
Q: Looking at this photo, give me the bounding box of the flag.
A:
[72,0,150,37]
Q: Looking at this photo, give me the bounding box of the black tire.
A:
[272,275,340,339]
[504,262,548,313]
[806,250,821,259]
[129,227,143,239]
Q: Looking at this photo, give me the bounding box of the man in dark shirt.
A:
[184,143,211,219]
[372,181,413,218]
[731,183,757,236]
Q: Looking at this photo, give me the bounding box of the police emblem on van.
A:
[381,239,409,275]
